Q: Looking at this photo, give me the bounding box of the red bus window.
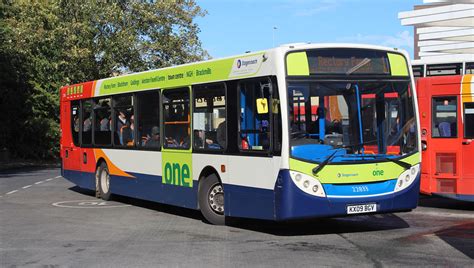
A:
[432,97,457,138]
[464,102,474,138]
[71,101,80,146]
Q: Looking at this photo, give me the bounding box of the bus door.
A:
[460,76,474,195]
[63,100,81,172]
[429,95,461,195]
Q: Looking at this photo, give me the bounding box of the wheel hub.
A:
[208,184,224,214]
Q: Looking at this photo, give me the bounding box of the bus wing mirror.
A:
[256,98,269,114]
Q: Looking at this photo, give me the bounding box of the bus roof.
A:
[60,43,410,101]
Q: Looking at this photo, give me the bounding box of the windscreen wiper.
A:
[312,150,339,176]
[383,157,412,170]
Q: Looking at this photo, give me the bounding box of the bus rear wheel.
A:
[199,174,225,225]
[96,162,112,201]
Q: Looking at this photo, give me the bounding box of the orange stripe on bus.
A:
[462,74,473,103]
[93,149,135,178]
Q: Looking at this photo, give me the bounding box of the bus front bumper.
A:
[274,169,420,221]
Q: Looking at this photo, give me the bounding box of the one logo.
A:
[163,162,192,187]
[337,173,341,178]
[372,169,384,176]
[237,59,242,69]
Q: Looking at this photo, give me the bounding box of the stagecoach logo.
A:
[337,172,359,178]
[229,54,264,78]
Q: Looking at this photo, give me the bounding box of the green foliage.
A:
[0,0,208,159]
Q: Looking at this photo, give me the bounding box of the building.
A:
[399,0,474,64]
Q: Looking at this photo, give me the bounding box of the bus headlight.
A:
[289,171,326,197]
[394,164,420,193]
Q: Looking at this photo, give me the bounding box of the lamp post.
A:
[272,26,277,47]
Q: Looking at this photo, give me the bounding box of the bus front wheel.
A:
[198,174,225,225]
[96,162,112,201]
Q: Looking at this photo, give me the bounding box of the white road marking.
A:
[52,200,131,208]
[3,175,61,196]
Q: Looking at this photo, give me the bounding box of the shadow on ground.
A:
[436,222,474,259]
[419,195,474,211]
[70,186,410,236]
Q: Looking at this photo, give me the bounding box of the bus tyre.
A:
[97,162,112,201]
[199,174,225,225]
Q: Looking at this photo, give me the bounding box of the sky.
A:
[195,0,424,59]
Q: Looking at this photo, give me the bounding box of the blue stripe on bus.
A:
[62,169,199,209]
[223,184,274,220]
[323,179,397,198]
[63,169,95,190]
[63,168,420,221]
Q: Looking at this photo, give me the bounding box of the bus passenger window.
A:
[432,97,457,138]
[137,90,160,149]
[71,101,80,146]
[81,100,92,145]
[93,97,111,146]
[192,83,226,151]
[163,88,190,149]
[239,79,272,152]
[464,102,474,138]
[113,94,134,147]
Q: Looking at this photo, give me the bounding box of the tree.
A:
[0,0,208,159]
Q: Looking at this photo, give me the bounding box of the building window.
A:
[93,97,111,146]
[432,96,457,138]
[239,78,272,152]
[464,102,474,138]
[113,94,134,147]
[81,100,93,145]
[163,88,190,149]
[71,101,80,146]
[137,90,161,149]
[192,83,226,151]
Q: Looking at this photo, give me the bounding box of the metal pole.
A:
[272,26,277,47]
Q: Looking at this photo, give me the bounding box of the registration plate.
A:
[346,203,377,214]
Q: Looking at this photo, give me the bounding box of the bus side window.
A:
[432,96,457,138]
[112,94,134,147]
[192,83,226,151]
[137,90,161,149]
[162,88,190,149]
[71,101,80,146]
[81,99,92,145]
[238,78,272,152]
[93,97,111,146]
[464,102,474,138]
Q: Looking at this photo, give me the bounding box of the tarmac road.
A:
[1,167,473,267]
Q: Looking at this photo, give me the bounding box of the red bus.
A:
[416,74,474,202]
